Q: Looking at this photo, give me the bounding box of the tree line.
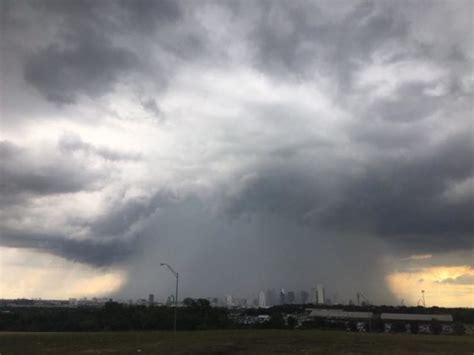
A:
[0,299,471,333]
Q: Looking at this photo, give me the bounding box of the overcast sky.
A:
[0,0,473,306]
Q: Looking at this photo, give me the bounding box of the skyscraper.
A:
[287,291,295,304]
[299,290,309,304]
[317,284,325,304]
[265,289,276,306]
[279,289,286,305]
[258,291,266,308]
[310,287,318,304]
[148,294,154,306]
[224,294,233,307]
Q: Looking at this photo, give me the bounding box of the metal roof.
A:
[308,309,373,319]
[381,313,453,322]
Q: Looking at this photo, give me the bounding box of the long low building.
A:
[306,309,453,323]
[308,309,373,320]
[381,313,453,322]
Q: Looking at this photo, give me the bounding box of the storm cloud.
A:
[0,227,138,266]
[0,0,472,304]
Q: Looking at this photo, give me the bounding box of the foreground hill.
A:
[0,329,472,354]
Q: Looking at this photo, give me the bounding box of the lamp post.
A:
[160,263,179,333]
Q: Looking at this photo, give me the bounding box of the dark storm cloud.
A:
[38,0,182,35]
[226,131,474,253]
[16,0,190,104]
[1,189,167,266]
[24,30,137,104]
[246,1,408,86]
[0,228,137,266]
[331,132,474,243]
[117,0,181,32]
[0,141,103,198]
[89,193,169,237]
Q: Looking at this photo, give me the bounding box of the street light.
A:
[160,263,179,333]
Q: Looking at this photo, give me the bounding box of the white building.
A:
[258,291,266,308]
[317,284,325,304]
[381,313,453,322]
[224,294,233,307]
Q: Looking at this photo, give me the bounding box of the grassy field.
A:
[0,329,472,355]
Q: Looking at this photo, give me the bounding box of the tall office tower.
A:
[287,291,295,304]
[265,289,276,306]
[225,294,233,307]
[310,287,318,304]
[148,294,155,306]
[300,290,309,304]
[258,291,266,308]
[279,289,286,305]
[317,284,325,304]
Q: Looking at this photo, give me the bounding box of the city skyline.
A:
[1,0,473,308]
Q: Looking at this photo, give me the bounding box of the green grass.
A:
[0,329,472,354]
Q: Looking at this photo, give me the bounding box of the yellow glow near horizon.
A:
[387,266,474,308]
[0,247,126,299]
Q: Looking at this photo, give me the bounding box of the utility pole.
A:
[160,263,179,333]
[417,290,426,307]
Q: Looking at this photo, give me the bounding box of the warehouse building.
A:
[308,309,373,320]
[381,313,453,322]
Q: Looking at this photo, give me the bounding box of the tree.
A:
[347,320,358,332]
[196,299,211,308]
[391,322,406,333]
[370,319,385,333]
[183,298,196,307]
[287,316,297,329]
[268,313,285,329]
[429,319,442,335]
[409,321,419,334]
[453,322,465,335]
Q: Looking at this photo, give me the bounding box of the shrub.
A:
[409,321,419,334]
[453,322,465,335]
[391,322,406,333]
[429,319,442,335]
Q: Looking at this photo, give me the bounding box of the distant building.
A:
[137,299,149,306]
[287,291,295,304]
[148,294,154,306]
[381,313,453,323]
[210,297,219,307]
[258,291,266,308]
[306,309,454,324]
[279,289,286,305]
[310,287,318,304]
[308,308,373,320]
[317,284,325,304]
[166,295,175,306]
[299,290,309,304]
[265,289,276,306]
[224,294,233,307]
